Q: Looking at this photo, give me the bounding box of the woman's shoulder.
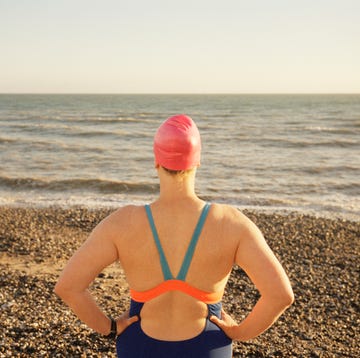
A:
[113,204,145,216]
[98,204,146,230]
[210,203,259,235]
[210,202,248,221]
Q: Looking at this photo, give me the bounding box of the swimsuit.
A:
[116,203,232,358]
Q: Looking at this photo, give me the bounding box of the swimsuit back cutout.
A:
[130,203,224,304]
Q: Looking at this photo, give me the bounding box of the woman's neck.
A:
[157,167,198,202]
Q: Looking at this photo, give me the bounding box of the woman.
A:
[55,114,294,357]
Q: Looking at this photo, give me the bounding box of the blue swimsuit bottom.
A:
[116,300,232,358]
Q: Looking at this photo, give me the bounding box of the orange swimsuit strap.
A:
[130,280,224,304]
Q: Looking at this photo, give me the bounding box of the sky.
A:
[1,0,359,93]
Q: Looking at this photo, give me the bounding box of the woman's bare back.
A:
[111,201,238,339]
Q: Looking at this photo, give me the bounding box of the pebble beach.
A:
[0,206,359,357]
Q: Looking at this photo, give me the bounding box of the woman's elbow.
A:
[265,284,294,310]
[54,279,73,302]
[278,286,295,308]
[54,281,65,298]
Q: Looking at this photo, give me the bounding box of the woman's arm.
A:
[211,209,294,341]
[54,212,138,336]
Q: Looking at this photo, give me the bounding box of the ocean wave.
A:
[304,126,357,135]
[0,137,17,144]
[66,129,119,138]
[260,137,359,148]
[0,137,109,155]
[2,114,150,125]
[4,121,126,139]
[0,176,159,194]
[52,115,143,125]
[301,165,360,175]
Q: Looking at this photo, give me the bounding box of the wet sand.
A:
[0,207,358,357]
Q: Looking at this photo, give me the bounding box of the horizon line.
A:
[1,92,359,95]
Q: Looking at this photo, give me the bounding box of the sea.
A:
[0,94,359,221]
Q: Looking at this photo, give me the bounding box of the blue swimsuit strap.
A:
[176,203,211,280]
[145,204,172,280]
[144,203,211,281]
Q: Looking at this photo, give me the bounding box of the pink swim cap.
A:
[154,114,201,170]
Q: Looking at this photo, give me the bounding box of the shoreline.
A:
[1,206,359,357]
[1,200,358,223]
